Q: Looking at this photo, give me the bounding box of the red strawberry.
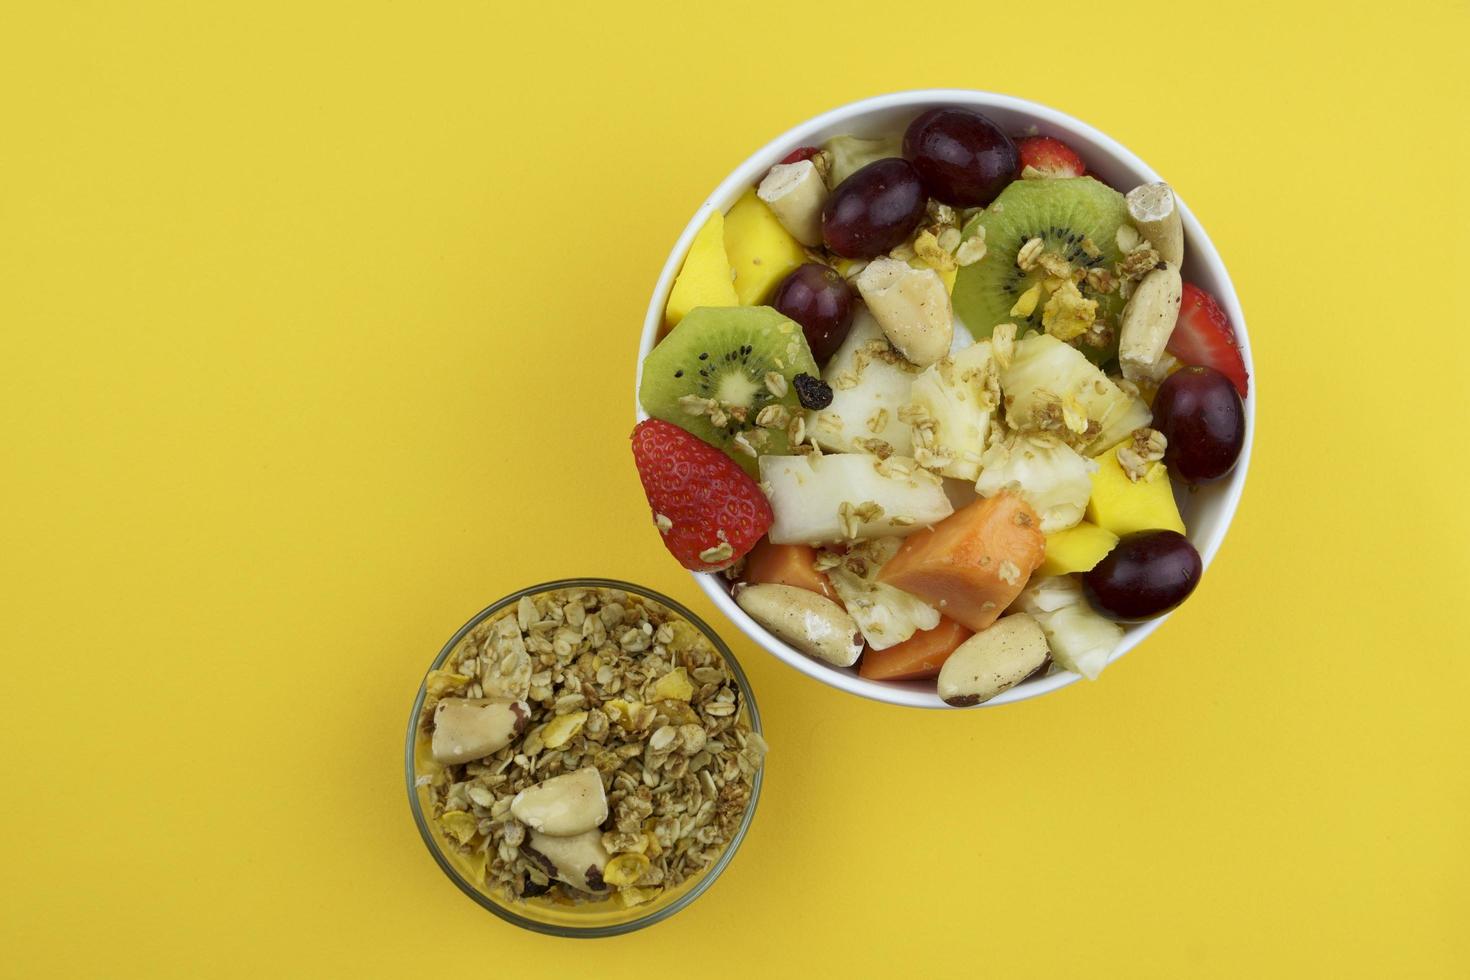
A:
[630,419,773,572]
[1167,283,1249,397]
[778,146,821,166]
[1016,136,1085,178]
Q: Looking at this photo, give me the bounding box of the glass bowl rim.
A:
[404,577,764,938]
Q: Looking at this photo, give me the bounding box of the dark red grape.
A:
[771,263,854,364]
[821,158,926,259]
[1082,530,1202,622]
[902,107,1019,207]
[1152,366,1245,484]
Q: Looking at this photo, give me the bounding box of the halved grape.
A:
[1152,366,1245,484]
[771,263,854,365]
[821,158,926,259]
[1082,530,1201,622]
[903,107,1018,207]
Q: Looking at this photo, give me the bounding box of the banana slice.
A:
[757,160,828,247]
[1118,264,1183,383]
[854,257,953,367]
[1125,182,1184,266]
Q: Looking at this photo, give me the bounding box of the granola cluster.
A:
[415,587,766,910]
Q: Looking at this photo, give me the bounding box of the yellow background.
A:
[3,2,1467,976]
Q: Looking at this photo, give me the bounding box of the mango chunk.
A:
[1039,521,1119,577]
[1086,448,1186,537]
[665,211,739,329]
[911,256,957,294]
[724,188,806,305]
[651,667,694,702]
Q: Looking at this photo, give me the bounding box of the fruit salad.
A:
[634,105,1249,706]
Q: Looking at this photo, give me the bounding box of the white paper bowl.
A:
[634,90,1254,709]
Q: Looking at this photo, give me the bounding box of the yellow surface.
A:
[1,2,1467,977]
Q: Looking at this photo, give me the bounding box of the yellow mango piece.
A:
[604,698,645,731]
[724,188,807,305]
[439,810,479,846]
[603,852,651,887]
[541,710,588,749]
[1086,449,1186,537]
[910,256,957,294]
[424,670,469,698]
[651,667,694,702]
[1010,282,1043,318]
[617,886,656,909]
[1039,521,1120,576]
[664,211,739,329]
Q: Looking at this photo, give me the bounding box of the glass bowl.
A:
[404,577,764,937]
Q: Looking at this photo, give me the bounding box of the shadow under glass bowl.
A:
[405,578,763,938]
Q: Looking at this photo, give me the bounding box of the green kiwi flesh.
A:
[952,177,1129,365]
[639,305,818,476]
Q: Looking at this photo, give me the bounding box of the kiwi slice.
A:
[639,306,819,476]
[952,177,1129,364]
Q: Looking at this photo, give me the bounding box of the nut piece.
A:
[757,159,828,247]
[853,257,954,367]
[937,613,1049,707]
[430,698,530,764]
[510,766,609,837]
[734,583,864,667]
[1125,182,1183,267]
[1118,263,1183,383]
[523,828,610,893]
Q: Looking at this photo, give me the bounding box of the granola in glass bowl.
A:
[406,579,765,936]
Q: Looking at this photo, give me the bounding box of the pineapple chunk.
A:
[823,133,902,187]
[1038,521,1118,576]
[1086,445,1186,536]
[723,188,806,305]
[806,309,920,456]
[974,432,1096,533]
[825,538,941,651]
[906,340,997,481]
[1015,576,1123,680]
[999,333,1151,455]
[759,453,953,546]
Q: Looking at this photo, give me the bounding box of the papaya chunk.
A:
[742,539,836,602]
[858,616,971,682]
[876,492,1045,633]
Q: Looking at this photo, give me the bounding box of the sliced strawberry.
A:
[1016,136,1085,178]
[778,146,821,166]
[630,419,773,572]
[1167,283,1249,397]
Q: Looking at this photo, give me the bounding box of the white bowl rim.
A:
[634,89,1255,709]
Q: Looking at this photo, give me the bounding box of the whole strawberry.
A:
[630,419,773,572]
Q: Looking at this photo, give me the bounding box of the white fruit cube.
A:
[806,309,919,456]
[759,453,953,546]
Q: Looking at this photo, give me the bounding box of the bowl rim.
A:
[404,577,764,937]
[634,89,1255,710]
